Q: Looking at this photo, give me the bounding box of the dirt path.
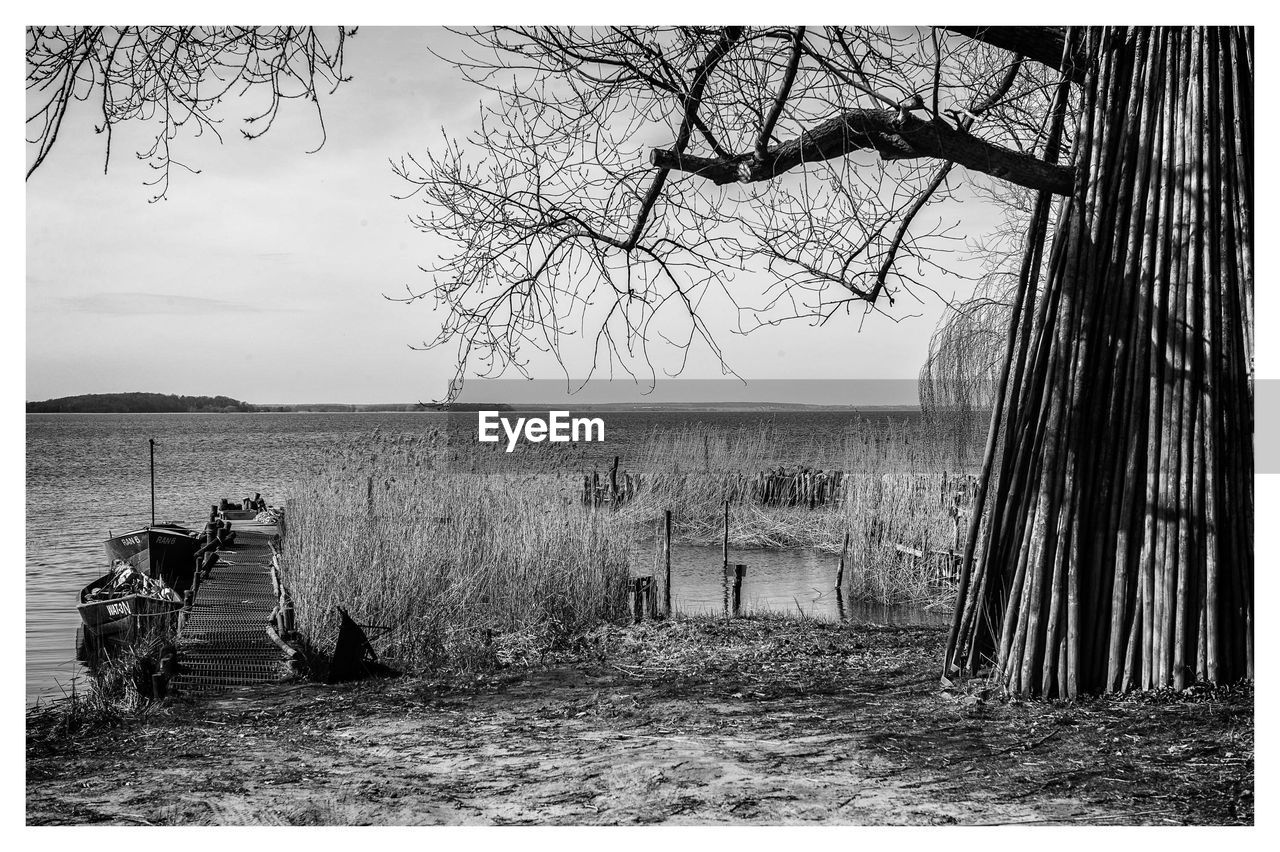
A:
[26,620,1252,825]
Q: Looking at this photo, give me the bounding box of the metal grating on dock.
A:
[169,518,286,698]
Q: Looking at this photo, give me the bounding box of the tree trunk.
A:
[944,26,1253,697]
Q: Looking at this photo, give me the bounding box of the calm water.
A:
[636,541,952,626]
[26,411,945,705]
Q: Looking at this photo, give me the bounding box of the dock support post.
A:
[732,564,745,618]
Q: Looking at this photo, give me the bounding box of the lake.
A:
[26,410,950,705]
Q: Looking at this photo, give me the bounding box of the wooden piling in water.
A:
[836,531,850,590]
[663,510,672,615]
[633,576,657,623]
[732,564,745,617]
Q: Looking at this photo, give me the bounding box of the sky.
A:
[25,26,1000,406]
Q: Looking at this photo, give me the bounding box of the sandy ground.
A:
[26,619,1253,825]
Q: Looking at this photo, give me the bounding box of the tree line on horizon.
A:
[26,392,253,414]
[25,393,523,413]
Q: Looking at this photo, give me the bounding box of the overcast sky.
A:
[26,27,998,405]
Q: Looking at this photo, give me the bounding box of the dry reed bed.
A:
[283,433,631,671]
[281,418,980,671]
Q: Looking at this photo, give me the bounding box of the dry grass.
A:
[26,647,161,751]
[279,417,979,673]
[282,432,632,673]
[629,415,975,474]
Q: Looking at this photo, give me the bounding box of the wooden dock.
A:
[168,514,287,698]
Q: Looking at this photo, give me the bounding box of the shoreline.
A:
[27,617,1252,826]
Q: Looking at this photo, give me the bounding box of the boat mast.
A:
[149,438,155,527]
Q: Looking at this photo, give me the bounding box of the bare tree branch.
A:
[26,26,353,199]
[651,107,1073,195]
[393,25,1084,394]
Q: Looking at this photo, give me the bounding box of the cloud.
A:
[54,292,285,315]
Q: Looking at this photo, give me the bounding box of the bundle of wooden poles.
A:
[945,27,1253,697]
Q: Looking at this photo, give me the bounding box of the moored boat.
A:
[104,526,199,594]
[77,562,183,640]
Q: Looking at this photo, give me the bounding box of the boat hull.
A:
[104,528,199,594]
[77,592,181,640]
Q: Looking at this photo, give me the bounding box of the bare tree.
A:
[391,27,1067,392]
[26,26,354,200]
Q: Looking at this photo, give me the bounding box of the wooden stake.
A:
[732,564,745,618]
[664,510,672,615]
[836,531,850,590]
[632,577,648,624]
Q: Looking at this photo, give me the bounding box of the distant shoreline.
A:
[27,391,940,414]
[28,403,931,414]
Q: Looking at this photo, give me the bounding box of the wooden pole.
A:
[946,27,1253,696]
[732,564,746,617]
[722,562,731,616]
[664,510,672,615]
[836,531,850,590]
[149,438,155,527]
[633,577,645,624]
